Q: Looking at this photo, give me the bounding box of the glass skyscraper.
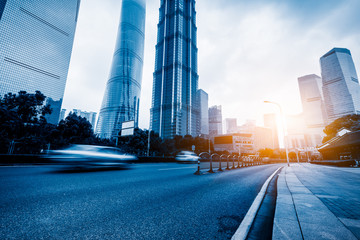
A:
[209,105,223,137]
[150,0,199,139]
[320,48,360,123]
[298,74,327,147]
[96,0,146,139]
[0,0,80,124]
[197,89,209,136]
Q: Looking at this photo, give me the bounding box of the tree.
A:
[56,112,95,145]
[323,114,360,143]
[0,91,52,153]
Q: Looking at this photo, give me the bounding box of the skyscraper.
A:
[96,0,146,139]
[150,0,199,139]
[298,74,327,147]
[0,0,80,124]
[209,105,223,137]
[320,48,360,123]
[196,89,209,136]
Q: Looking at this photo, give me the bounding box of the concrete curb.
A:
[231,166,282,240]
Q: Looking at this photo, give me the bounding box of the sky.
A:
[62,0,360,130]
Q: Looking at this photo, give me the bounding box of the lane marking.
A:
[158,166,196,171]
[232,166,283,240]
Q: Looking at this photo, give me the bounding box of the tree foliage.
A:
[323,114,360,143]
[0,91,52,153]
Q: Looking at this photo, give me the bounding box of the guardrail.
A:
[195,153,264,175]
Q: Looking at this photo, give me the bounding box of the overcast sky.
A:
[62,0,360,130]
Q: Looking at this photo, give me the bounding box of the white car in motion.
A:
[175,151,199,163]
[43,144,137,169]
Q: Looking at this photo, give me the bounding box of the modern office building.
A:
[0,0,80,124]
[320,48,360,123]
[264,113,279,149]
[197,89,209,136]
[298,74,327,147]
[209,105,223,137]
[225,118,237,134]
[150,0,199,139]
[59,109,67,121]
[96,0,146,139]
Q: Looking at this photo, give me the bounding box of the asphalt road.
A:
[0,163,281,239]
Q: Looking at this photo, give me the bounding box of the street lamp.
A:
[264,100,290,167]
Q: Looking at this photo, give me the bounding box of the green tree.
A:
[323,114,360,143]
[0,91,52,153]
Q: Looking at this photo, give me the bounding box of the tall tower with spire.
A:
[96,0,146,139]
[150,0,199,139]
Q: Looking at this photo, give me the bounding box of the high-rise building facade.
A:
[298,74,327,147]
[96,0,146,139]
[0,0,80,124]
[209,105,222,137]
[150,0,199,139]
[264,113,279,149]
[320,48,360,123]
[196,89,209,136]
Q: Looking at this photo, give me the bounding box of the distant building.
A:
[225,118,237,134]
[0,0,80,124]
[264,113,279,149]
[150,0,199,139]
[209,105,223,137]
[73,109,97,130]
[60,109,67,121]
[213,133,254,155]
[286,114,307,149]
[197,89,209,136]
[254,126,274,150]
[298,74,327,147]
[96,0,146,139]
[320,48,360,123]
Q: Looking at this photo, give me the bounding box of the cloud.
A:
[63,0,360,130]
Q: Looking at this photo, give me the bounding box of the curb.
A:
[232,166,283,240]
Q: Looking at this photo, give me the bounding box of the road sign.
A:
[121,120,135,137]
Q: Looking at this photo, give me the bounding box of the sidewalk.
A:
[273,163,360,240]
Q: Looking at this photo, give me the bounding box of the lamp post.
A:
[264,101,290,167]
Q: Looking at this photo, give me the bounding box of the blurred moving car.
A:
[42,144,137,169]
[175,151,199,163]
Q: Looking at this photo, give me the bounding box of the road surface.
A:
[0,163,281,239]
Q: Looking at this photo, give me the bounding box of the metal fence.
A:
[195,153,263,175]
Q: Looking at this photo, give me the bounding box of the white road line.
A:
[231,166,283,240]
[158,166,196,171]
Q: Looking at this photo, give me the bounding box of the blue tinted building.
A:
[150,0,199,139]
[320,48,360,122]
[96,0,146,139]
[0,0,80,124]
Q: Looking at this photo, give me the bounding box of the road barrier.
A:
[194,153,265,175]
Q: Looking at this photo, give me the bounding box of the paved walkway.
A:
[273,163,360,240]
